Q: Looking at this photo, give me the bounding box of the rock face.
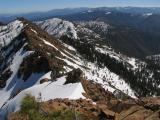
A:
[118,106,160,120]
[40,78,50,84]
[65,68,84,84]
[141,97,160,111]
[82,79,115,102]
[0,69,12,88]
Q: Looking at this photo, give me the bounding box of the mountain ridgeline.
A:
[0,8,160,120]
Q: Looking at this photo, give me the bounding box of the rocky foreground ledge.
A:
[8,69,160,120]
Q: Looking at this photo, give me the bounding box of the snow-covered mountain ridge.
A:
[0,18,159,119]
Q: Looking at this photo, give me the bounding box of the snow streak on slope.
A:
[36,18,78,39]
[0,20,23,47]
[84,62,136,98]
[39,36,84,72]
[39,37,59,51]
[0,45,41,108]
[0,75,85,119]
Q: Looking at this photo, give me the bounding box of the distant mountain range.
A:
[0,7,90,23]
[1,7,160,23]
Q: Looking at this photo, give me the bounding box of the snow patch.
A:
[87,10,93,13]
[143,13,153,17]
[30,29,37,34]
[40,37,58,51]
[105,12,111,15]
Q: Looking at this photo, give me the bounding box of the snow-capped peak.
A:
[0,20,24,47]
[36,18,78,39]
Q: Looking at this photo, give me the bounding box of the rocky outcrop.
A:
[40,78,50,84]
[141,96,160,111]
[65,68,83,84]
[82,79,115,102]
[8,98,118,120]
[118,105,160,120]
[0,69,12,88]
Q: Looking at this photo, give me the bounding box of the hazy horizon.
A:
[1,0,160,14]
[1,6,160,15]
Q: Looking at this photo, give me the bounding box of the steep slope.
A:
[76,20,159,58]
[76,21,160,97]
[0,18,137,119]
[36,18,138,97]
[0,18,86,119]
[37,18,160,97]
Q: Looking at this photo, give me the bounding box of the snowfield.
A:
[0,75,85,119]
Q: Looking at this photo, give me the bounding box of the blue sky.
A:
[0,0,160,14]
